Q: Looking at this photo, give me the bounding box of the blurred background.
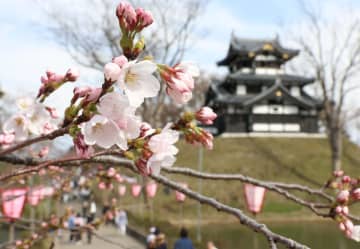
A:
[1,1,360,248]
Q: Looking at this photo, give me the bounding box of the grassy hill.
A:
[117,136,360,248]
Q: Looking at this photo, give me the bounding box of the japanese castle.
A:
[205,34,322,134]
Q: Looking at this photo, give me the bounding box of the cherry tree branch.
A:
[162,166,334,202]
[0,127,69,157]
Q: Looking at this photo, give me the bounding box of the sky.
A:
[0,0,360,138]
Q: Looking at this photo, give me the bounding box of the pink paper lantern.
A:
[131,184,142,197]
[175,183,188,202]
[118,185,126,196]
[146,182,158,198]
[244,184,266,215]
[2,188,27,221]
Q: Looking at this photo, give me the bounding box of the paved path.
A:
[55,226,144,249]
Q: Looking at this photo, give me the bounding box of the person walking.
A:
[146,227,157,249]
[89,199,97,221]
[67,211,76,243]
[174,228,194,249]
[115,209,128,235]
[155,233,167,249]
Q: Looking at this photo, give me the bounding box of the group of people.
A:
[146,227,219,249]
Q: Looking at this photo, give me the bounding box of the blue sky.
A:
[0,0,359,113]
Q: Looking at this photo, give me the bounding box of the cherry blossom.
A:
[117,60,160,107]
[74,133,94,158]
[3,114,29,141]
[65,68,80,82]
[112,55,128,68]
[116,2,137,31]
[16,97,34,111]
[27,104,54,135]
[97,91,141,139]
[135,8,153,30]
[104,62,122,82]
[159,62,199,104]
[147,123,179,175]
[81,114,127,149]
[195,107,217,125]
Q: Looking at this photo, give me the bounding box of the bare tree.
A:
[41,0,208,126]
[290,1,360,171]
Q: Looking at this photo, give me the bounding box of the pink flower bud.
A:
[342,206,349,215]
[139,122,153,137]
[335,206,343,214]
[66,68,80,82]
[345,219,354,232]
[112,55,128,68]
[333,170,344,177]
[98,182,106,190]
[39,169,47,176]
[116,2,137,30]
[31,233,38,240]
[136,8,153,30]
[74,86,92,98]
[115,173,123,183]
[107,167,116,177]
[104,63,121,82]
[166,87,193,104]
[83,87,102,104]
[352,188,360,200]
[337,190,350,203]
[41,222,48,228]
[342,175,351,183]
[38,146,49,158]
[195,107,217,125]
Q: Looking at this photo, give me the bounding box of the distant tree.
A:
[291,1,360,171]
[41,0,208,126]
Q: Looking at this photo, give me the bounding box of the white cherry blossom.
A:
[117,60,160,107]
[27,103,53,135]
[81,114,127,149]
[97,91,141,139]
[147,123,179,175]
[3,114,29,141]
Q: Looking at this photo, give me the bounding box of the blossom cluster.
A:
[1,1,216,177]
[97,166,124,190]
[330,170,360,241]
[1,97,59,146]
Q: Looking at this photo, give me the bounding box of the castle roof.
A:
[217,34,299,66]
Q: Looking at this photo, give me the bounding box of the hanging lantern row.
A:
[115,181,188,202]
[1,186,56,221]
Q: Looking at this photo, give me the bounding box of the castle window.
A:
[236,85,246,95]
